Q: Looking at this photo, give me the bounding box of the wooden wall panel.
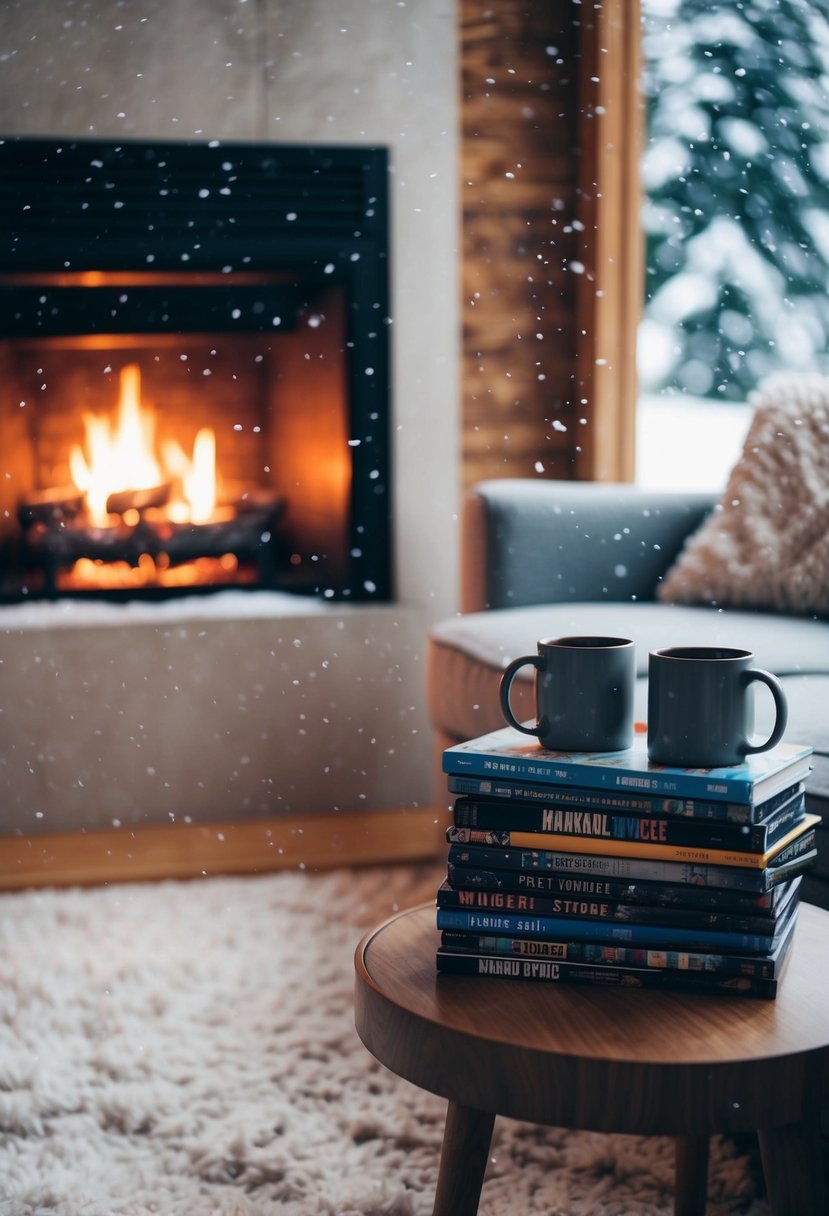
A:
[460,0,581,490]
[460,0,642,490]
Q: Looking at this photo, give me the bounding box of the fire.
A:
[68,364,217,526]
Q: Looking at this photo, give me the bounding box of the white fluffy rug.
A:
[0,867,774,1215]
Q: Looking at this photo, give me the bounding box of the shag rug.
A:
[0,866,775,1215]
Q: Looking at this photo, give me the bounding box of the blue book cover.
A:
[440,898,799,978]
[435,906,787,954]
[442,726,813,805]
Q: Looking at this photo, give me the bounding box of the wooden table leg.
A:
[432,1100,495,1216]
[674,1135,709,1216]
[758,1116,827,1216]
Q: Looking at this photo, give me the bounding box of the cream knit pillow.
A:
[657,373,829,616]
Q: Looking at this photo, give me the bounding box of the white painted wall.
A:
[0,0,460,833]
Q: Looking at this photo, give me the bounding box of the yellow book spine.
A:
[480,814,819,870]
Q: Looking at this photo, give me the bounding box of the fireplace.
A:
[0,137,391,602]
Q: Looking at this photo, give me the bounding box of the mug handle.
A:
[499,654,543,736]
[741,669,789,756]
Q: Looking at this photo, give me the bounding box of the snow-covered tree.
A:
[640,0,829,401]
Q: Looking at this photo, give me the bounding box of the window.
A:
[636,0,829,489]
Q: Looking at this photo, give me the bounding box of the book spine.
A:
[436,883,783,934]
[444,862,789,913]
[445,842,816,892]
[760,794,807,844]
[771,827,818,867]
[443,750,758,800]
[432,875,787,929]
[438,932,786,978]
[452,794,804,850]
[446,774,802,825]
[435,950,778,996]
[445,818,816,870]
[435,907,781,952]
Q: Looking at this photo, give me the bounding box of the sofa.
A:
[426,479,829,910]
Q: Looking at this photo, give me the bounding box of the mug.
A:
[647,646,788,768]
[499,635,635,753]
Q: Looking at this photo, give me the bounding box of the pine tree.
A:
[641,0,829,401]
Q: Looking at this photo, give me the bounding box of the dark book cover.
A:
[445,814,818,871]
[445,861,799,913]
[435,949,783,997]
[436,875,798,934]
[447,773,804,826]
[451,789,805,851]
[445,839,817,893]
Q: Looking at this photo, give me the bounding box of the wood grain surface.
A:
[355,901,829,1137]
[0,811,449,891]
[459,0,642,488]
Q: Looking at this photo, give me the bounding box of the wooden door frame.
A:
[574,0,643,483]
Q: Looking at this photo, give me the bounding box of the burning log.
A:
[159,502,283,562]
[106,483,172,517]
[22,519,162,565]
[18,486,85,529]
[20,496,285,593]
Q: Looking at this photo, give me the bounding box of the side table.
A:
[354,901,829,1216]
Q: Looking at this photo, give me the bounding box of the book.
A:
[435,906,792,954]
[435,948,784,997]
[451,789,805,852]
[446,841,817,893]
[446,813,818,870]
[440,901,798,978]
[444,778,802,826]
[447,773,805,826]
[435,875,799,934]
[445,861,800,914]
[443,726,813,805]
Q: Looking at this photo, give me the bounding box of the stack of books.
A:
[435,726,818,998]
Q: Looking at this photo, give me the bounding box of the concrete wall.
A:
[0,596,432,834]
[0,0,460,833]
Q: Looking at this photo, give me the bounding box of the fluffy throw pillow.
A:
[657,373,829,616]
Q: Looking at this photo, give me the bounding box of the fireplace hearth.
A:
[0,137,391,602]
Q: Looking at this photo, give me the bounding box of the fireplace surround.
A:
[0,136,391,603]
[0,136,436,845]
[0,0,459,859]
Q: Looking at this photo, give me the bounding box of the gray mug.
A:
[499,635,635,753]
[647,646,788,768]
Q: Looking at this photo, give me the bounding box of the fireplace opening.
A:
[0,138,391,602]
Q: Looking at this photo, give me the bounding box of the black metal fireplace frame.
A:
[0,136,392,602]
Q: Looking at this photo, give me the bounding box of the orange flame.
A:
[68,364,217,526]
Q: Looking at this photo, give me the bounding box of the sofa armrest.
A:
[461,479,718,613]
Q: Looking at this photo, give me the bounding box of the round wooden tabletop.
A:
[354,901,829,1137]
